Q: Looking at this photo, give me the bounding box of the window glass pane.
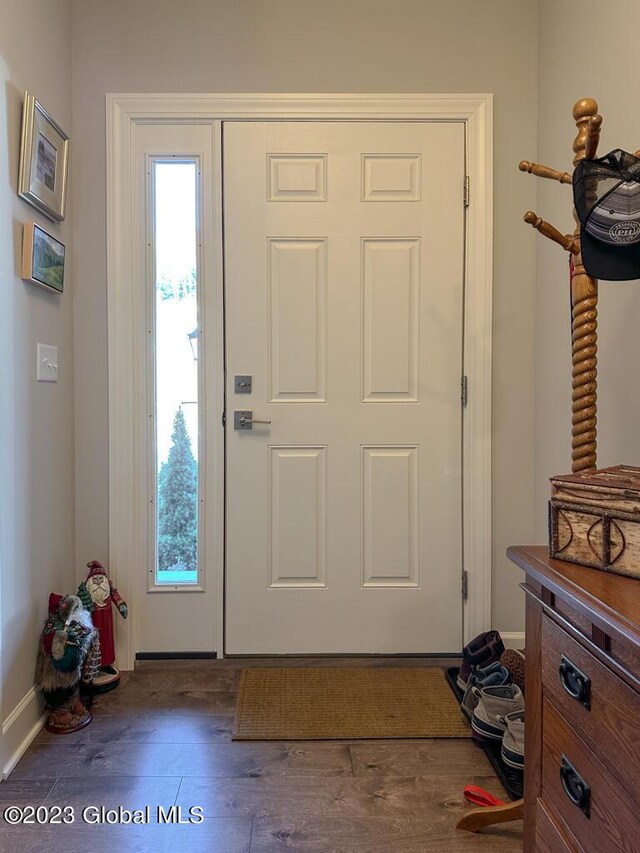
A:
[153,161,199,585]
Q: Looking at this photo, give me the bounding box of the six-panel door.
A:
[224,121,465,654]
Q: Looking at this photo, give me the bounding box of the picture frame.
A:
[21,222,65,293]
[17,92,69,222]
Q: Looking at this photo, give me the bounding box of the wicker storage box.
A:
[549,465,640,578]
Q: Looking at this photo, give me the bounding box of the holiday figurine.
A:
[36,593,100,733]
[77,560,128,693]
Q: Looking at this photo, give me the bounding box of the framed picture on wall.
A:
[17,92,69,222]
[21,222,65,293]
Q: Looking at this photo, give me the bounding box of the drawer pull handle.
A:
[560,755,591,818]
[559,655,591,709]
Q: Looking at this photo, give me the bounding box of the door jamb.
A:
[107,93,493,663]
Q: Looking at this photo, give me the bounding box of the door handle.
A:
[234,410,272,430]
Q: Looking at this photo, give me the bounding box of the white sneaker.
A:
[500,710,525,769]
[471,684,524,741]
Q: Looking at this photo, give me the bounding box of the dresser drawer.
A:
[542,614,640,793]
[542,697,640,852]
[536,799,581,852]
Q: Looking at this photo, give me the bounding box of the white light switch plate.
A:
[37,343,58,382]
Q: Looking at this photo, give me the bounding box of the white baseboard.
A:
[500,632,526,650]
[2,686,45,779]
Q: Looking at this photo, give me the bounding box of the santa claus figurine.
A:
[77,560,128,692]
[36,593,100,733]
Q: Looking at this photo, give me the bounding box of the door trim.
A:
[107,93,493,665]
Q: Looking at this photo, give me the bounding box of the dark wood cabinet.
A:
[509,545,640,853]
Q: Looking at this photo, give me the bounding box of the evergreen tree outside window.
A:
[157,407,198,575]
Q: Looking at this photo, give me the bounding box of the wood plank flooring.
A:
[1,659,523,852]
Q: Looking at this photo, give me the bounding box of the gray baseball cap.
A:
[573,148,640,281]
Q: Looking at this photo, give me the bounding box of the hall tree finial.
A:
[573,97,602,163]
[520,97,601,473]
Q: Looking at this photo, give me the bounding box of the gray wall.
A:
[71,0,540,637]
[3,0,639,773]
[536,0,640,539]
[0,0,74,752]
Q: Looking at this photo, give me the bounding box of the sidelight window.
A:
[150,160,200,586]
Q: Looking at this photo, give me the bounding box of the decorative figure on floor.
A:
[36,593,101,733]
[77,559,128,693]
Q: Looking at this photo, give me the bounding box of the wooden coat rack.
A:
[457,97,603,834]
[523,97,602,474]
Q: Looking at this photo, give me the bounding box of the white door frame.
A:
[107,93,493,667]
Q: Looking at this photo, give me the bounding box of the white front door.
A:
[224,121,465,654]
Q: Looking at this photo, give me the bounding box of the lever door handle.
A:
[234,410,272,430]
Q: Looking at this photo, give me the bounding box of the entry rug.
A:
[233,667,470,740]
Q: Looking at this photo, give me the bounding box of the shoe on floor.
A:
[465,659,503,685]
[461,665,511,720]
[500,648,526,693]
[457,630,505,690]
[471,683,524,741]
[500,709,525,770]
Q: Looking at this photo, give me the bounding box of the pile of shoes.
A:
[457,630,526,771]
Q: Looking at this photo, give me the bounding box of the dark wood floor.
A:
[1,658,523,852]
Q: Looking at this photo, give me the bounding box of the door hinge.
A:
[221,410,226,427]
[462,570,469,601]
[463,175,470,208]
[461,375,468,407]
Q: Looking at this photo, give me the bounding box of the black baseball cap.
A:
[573,148,640,281]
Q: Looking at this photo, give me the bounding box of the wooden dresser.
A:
[509,545,640,852]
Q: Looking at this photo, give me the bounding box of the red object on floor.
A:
[463,785,505,807]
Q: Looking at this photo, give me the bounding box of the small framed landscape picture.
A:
[18,92,69,222]
[21,222,65,293]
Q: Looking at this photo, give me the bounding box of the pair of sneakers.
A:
[470,683,525,770]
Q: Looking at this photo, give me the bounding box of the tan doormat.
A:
[233,667,470,740]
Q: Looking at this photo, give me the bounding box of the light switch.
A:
[37,343,58,382]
